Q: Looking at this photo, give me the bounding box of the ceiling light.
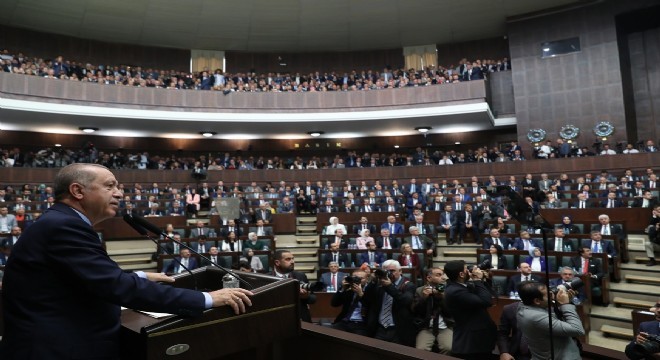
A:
[200,131,217,137]
[79,127,99,133]
[308,131,324,137]
[394,145,400,149]
[543,47,550,52]
[54,143,62,147]
[455,141,461,145]
[415,127,432,133]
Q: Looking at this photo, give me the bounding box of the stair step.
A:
[613,297,655,309]
[296,237,318,245]
[633,256,649,263]
[107,248,155,256]
[291,250,317,257]
[443,249,477,256]
[297,217,317,224]
[625,274,660,285]
[600,324,633,340]
[296,265,316,273]
[112,255,153,264]
[119,262,157,272]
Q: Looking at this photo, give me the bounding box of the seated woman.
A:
[219,231,243,252]
[524,247,547,272]
[560,215,581,235]
[396,243,420,271]
[240,248,264,272]
[185,188,200,218]
[355,229,374,250]
[481,244,508,270]
[323,216,347,235]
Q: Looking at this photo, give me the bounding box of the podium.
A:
[120,267,300,360]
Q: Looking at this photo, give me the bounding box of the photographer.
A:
[444,260,497,360]
[625,305,660,359]
[330,270,369,336]
[517,281,585,360]
[271,249,317,322]
[645,205,660,266]
[412,267,453,354]
[362,260,416,346]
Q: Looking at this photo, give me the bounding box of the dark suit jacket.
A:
[255,209,273,223]
[272,270,316,322]
[511,237,543,251]
[482,237,512,250]
[625,320,660,360]
[164,256,199,274]
[507,274,543,294]
[497,302,530,360]
[353,224,377,235]
[375,236,401,250]
[444,281,497,355]
[362,277,416,346]
[569,256,603,281]
[358,251,386,266]
[322,252,349,267]
[381,222,404,235]
[331,287,364,323]
[631,197,659,208]
[582,239,617,257]
[0,203,205,360]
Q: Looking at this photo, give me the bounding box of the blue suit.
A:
[358,251,386,267]
[381,222,404,235]
[625,320,660,359]
[0,203,205,360]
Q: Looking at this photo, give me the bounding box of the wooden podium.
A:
[120,267,300,360]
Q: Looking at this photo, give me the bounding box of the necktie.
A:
[555,239,562,251]
[524,276,529,281]
[580,201,585,208]
[390,225,394,234]
[211,256,217,264]
[379,293,394,327]
[466,213,471,225]
[602,226,609,235]
[333,253,337,263]
[446,213,450,224]
[332,274,337,289]
[651,181,656,188]
[593,242,600,253]
[179,259,187,274]
[457,203,462,211]
[609,199,614,208]
[369,252,374,264]
[583,259,589,274]
[415,236,421,249]
[384,237,390,248]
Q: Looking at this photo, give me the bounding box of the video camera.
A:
[549,278,584,294]
[374,268,395,281]
[344,275,362,285]
[632,334,660,356]
[299,281,325,292]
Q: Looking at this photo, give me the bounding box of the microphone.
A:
[123,214,198,290]
[126,215,253,289]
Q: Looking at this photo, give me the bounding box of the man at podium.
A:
[0,164,253,360]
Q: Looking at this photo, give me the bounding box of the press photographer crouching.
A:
[412,267,454,354]
[516,281,585,360]
[330,270,369,336]
[625,304,660,360]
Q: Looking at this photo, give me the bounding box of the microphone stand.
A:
[125,215,253,289]
[123,215,198,290]
[494,187,555,360]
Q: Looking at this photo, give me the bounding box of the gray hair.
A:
[382,259,401,270]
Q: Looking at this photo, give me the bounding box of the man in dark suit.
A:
[439,204,458,244]
[456,204,479,245]
[321,262,347,291]
[632,191,659,208]
[412,267,454,354]
[220,219,243,237]
[375,228,401,252]
[583,230,617,258]
[510,231,543,251]
[483,228,511,250]
[318,199,337,213]
[443,260,497,359]
[497,301,531,360]
[571,193,594,209]
[358,241,386,267]
[358,198,380,213]
[271,249,316,322]
[0,164,252,360]
[549,267,586,304]
[322,242,348,267]
[625,306,660,360]
[600,192,625,208]
[353,216,377,235]
[0,226,21,249]
[189,220,211,238]
[362,259,416,346]
[248,219,274,237]
[570,246,604,303]
[507,262,542,294]
[381,215,404,235]
[164,248,199,274]
[330,270,369,336]
[548,227,577,252]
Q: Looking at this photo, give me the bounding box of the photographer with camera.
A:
[645,205,660,266]
[517,281,585,360]
[625,304,660,359]
[444,260,498,360]
[362,260,416,346]
[330,270,369,336]
[412,267,453,354]
[271,249,320,322]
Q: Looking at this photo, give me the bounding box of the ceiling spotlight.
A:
[200,131,217,137]
[54,143,62,147]
[79,127,99,133]
[454,141,461,145]
[394,145,400,149]
[308,131,325,137]
[543,47,550,52]
[415,127,432,133]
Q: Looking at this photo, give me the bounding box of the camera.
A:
[549,278,584,294]
[633,334,660,356]
[374,268,394,280]
[466,263,489,273]
[344,275,362,285]
[432,283,445,292]
[299,281,325,292]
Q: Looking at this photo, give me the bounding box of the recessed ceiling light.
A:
[415,127,432,133]
[455,141,461,145]
[308,131,325,137]
[200,131,217,137]
[79,127,99,133]
[54,143,62,147]
[394,145,400,149]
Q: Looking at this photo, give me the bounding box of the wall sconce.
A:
[593,122,614,141]
[559,125,580,144]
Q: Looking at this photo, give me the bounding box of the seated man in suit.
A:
[592,214,623,239]
[625,305,660,360]
[321,262,347,292]
[548,227,577,253]
[583,230,616,258]
[248,219,274,236]
[571,193,594,209]
[381,215,404,235]
[189,220,211,239]
[255,203,273,223]
[507,262,542,295]
[456,203,480,245]
[164,248,199,274]
[318,199,337,213]
[358,241,385,268]
[220,219,243,237]
[631,190,659,208]
[324,228,350,250]
[143,203,164,217]
[359,198,380,213]
[541,193,563,209]
[322,242,348,267]
[375,227,401,256]
[549,267,585,304]
[353,216,377,235]
[482,228,511,250]
[570,246,604,303]
[405,226,436,268]
[277,196,295,214]
[510,230,542,252]
[167,200,186,216]
[438,204,457,244]
[0,226,21,250]
[600,192,625,208]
